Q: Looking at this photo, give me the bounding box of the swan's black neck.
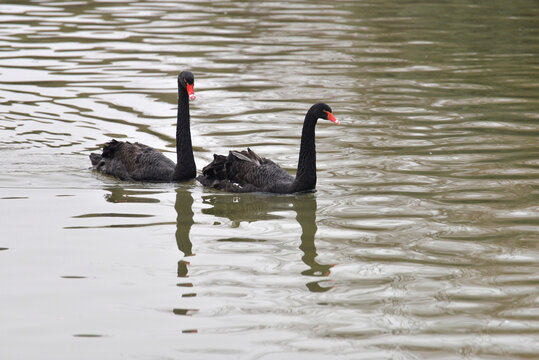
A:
[172,85,196,181]
[291,109,318,192]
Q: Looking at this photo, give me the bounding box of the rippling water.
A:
[1,1,538,359]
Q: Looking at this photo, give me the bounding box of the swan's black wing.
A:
[90,139,175,181]
[197,147,294,193]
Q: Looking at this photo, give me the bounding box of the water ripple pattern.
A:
[0,1,538,359]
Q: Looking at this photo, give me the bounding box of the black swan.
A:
[89,71,197,182]
[196,102,339,193]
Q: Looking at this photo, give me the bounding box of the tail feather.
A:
[229,148,262,166]
[89,153,102,166]
[101,139,123,158]
[201,154,228,179]
[247,148,263,165]
[230,151,253,163]
[198,149,263,190]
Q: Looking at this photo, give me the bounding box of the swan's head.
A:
[178,71,196,100]
[312,102,339,124]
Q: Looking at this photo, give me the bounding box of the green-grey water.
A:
[1,1,538,359]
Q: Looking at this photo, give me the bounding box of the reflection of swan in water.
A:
[173,187,198,322]
[202,192,333,292]
[99,186,195,277]
[294,194,334,292]
[68,186,167,230]
[293,194,334,292]
[103,186,162,204]
[174,187,195,278]
[202,193,289,228]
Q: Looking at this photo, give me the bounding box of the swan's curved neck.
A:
[292,111,318,192]
[172,85,196,181]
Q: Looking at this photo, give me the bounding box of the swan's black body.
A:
[90,71,196,182]
[196,103,338,193]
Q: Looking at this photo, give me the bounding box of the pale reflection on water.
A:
[1,0,538,359]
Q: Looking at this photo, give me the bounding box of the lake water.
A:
[1,1,538,359]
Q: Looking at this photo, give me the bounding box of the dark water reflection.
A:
[1,0,538,359]
[200,192,333,291]
[294,195,334,292]
[104,186,162,204]
[175,187,194,258]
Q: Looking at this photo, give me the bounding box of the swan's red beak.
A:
[325,111,339,124]
[186,83,196,100]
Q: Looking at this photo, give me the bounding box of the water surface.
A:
[1,1,538,359]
